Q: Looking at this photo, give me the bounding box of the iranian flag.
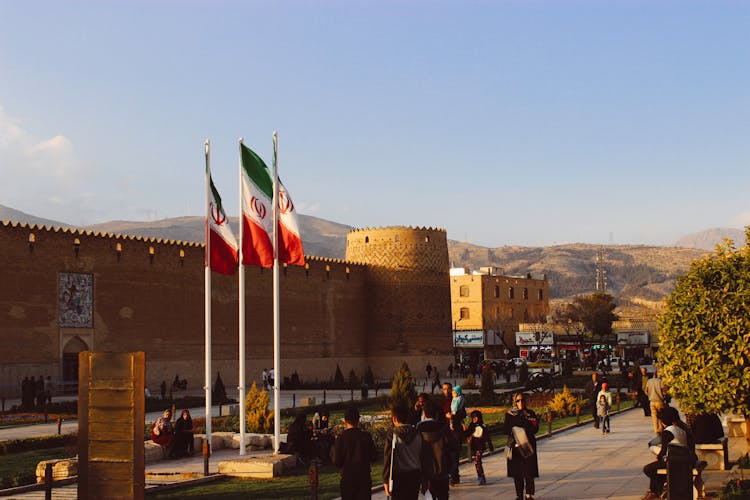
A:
[240,143,305,267]
[206,172,239,275]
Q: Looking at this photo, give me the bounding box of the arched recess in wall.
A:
[62,336,89,386]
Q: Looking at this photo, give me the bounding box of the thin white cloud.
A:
[0,106,95,224]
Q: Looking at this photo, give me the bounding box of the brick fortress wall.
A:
[0,221,369,395]
[346,227,454,376]
[1,222,454,396]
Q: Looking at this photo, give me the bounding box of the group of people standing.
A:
[332,384,540,500]
[20,375,53,409]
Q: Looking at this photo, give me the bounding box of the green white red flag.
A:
[206,171,239,275]
[240,143,304,267]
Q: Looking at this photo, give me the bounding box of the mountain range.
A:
[4,203,746,308]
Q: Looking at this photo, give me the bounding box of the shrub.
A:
[547,385,578,418]
[390,362,416,409]
[364,366,375,387]
[0,434,77,455]
[462,373,476,389]
[334,364,345,384]
[245,382,273,433]
[212,372,228,405]
[348,369,359,388]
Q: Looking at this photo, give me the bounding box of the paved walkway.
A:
[369,407,747,500]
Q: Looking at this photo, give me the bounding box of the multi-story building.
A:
[450,266,549,362]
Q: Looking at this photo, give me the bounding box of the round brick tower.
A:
[346,226,453,375]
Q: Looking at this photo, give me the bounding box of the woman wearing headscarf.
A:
[151,409,175,456]
[503,392,539,500]
[173,409,194,457]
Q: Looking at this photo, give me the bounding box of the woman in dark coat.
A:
[503,392,540,500]
[173,409,194,457]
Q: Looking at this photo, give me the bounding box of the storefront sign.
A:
[515,331,554,346]
[616,331,649,345]
[453,330,484,347]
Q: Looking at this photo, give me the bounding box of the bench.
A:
[695,437,729,470]
[656,462,706,500]
[728,417,746,437]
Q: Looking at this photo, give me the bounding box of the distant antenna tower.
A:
[595,247,607,292]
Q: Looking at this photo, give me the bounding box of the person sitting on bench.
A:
[642,407,697,500]
[691,413,724,444]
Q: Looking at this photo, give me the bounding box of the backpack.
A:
[419,425,453,479]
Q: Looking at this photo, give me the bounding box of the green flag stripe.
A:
[241,144,273,198]
[209,177,226,213]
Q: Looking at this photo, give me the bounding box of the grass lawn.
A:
[0,446,76,488]
[148,463,382,499]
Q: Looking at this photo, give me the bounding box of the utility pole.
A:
[595,247,607,293]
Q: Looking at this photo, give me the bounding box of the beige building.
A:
[450,266,549,360]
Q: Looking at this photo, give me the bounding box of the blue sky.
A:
[1,0,748,247]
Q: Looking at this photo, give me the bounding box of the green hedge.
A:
[0,433,77,455]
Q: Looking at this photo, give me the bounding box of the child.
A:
[465,409,493,485]
[597,394,611,434]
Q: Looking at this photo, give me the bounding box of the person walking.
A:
[645,370,667,434]
[333,406,377,500]
[430,368,441,394]
[597,394,611,434]
[504,392,539,500]
[417,401,456,500]
[383,404,423,500]
[262,368,269,391]
[584,372,604,429]
[465,409,493,485]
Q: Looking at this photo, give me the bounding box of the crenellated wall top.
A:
[348,225,447,234]
[2,220,202,247]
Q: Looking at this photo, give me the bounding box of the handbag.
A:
[512,426,534,458]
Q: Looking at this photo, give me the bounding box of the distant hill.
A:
[447,241,706,303]
[0,204,72,228]
[2,203,714,306]
[85,214,352,261]
[674,227,746,250]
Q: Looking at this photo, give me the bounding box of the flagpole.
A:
[238,138,247,455]
[272,131,281,453]
[204,139,213,466]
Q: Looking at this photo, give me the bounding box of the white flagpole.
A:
[238,138,247,455]
[204,139,213,462]
[272,131,281,453]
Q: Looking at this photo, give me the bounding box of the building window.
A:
[523,288,529,300]
[494,285,500,298]
[509,287,515,299]
[538,289,543,301]
[460,307,470,320]
[459,285,470,297]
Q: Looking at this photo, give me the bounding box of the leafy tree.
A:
[658,231,750,417]
[390,362,416,409]
[565,293,618,338]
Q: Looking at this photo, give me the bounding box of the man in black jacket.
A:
[383,404,423,499]
[333,406,378,500]
[584,372,604,429]
[417,401,457,500]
